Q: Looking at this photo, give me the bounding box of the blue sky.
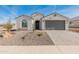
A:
[0,5,79,24]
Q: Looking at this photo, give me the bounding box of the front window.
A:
[22,20,27,28]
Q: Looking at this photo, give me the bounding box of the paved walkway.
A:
[47,30,79,45]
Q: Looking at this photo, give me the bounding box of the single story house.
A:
[16,13,69,30]
[69,16,79,28]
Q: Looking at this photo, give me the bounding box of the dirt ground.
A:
[0,31,54,45]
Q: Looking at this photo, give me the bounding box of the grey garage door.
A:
[46,20,65,30]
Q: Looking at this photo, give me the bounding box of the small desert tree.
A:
[3,20,13,32]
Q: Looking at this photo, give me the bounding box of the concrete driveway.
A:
[47,30,79,45]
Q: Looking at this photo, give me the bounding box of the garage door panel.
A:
[46,21,65,30]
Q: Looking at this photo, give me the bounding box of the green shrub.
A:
[3,20,13,32]
[0,34,3,37]
[37,32,42,37]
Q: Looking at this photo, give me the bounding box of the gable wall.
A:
[16,16,33,30]
[42,14,69,21]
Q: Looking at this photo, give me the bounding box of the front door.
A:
[35,21,40,30]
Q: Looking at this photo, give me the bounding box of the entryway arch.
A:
[35,20,40,30]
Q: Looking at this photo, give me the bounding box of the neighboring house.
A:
[16,13,69,30]
[70,16,79,28]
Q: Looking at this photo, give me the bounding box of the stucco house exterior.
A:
[70,16,79,28]
[16,13,69,30]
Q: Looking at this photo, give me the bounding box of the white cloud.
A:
[0,5,18,24]
[58,6,79,18]
[1,5,18,17]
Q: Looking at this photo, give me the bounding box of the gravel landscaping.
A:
[0,31,54,45]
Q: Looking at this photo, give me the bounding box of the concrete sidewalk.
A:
[0,46,79,53]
